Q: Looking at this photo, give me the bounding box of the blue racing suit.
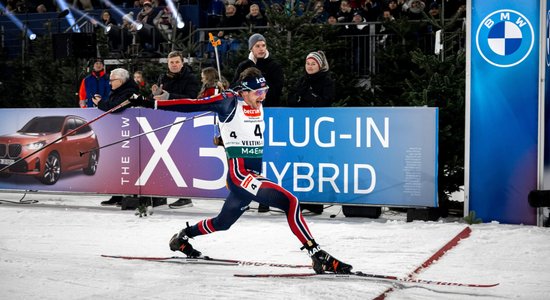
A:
[154,91,314,244]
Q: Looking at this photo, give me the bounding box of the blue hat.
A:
[241,75,269,91]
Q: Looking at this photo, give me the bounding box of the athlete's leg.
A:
[255,179,314,244]
[169,191,251,256]
[185,192,252,238]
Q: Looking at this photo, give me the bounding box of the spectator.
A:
[122,12,136,31]
[78,58,110,108]
[92,68,137,111]
[326,0,341,17]
[152,51,200,208]
[288,50,334,108]
[387,0,403,19]
[137,0,159,51]
[359,0,381,22]
[137,0,156,26]
[93,68,138,206]
[403,0,425,20]
[311,0,329,24]
[152,51,200,100]
[234,0,251,21]
[133,70,149,96]
[345,12,370,74]
[198,67,228,98]
[36,4,47,13]
[245,4,267,27]
[101,9,115,27]
[232,33,284,213]
[345,11,369,35]
[153,6,178,41]
[77,0,94,11]
[207,0,225,27]
[327,15,338,25]
[336,0,354,23]
[232,33,284,107]
[217,4,245,39]
[428,2,440,19]
[378,7,396,45]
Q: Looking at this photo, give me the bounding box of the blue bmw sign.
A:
[469,1,539,225]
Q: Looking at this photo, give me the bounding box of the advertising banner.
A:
[0,107,437,207]
[468,0,539,224]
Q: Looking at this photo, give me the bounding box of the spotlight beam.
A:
[0,2,38,40]
[100,0,143,30]
[165,0,185,29]
[68,5,107,30]
[54,0,81,32]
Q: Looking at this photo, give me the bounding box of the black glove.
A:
[129,94,154,108]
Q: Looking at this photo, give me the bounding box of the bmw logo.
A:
[476,9,534,68]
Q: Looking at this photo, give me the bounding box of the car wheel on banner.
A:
[40,152,61,185]
[83,150,98,175]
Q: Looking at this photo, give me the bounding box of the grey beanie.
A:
[248,33,266,50]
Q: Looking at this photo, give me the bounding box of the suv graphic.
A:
[0,115,100,185]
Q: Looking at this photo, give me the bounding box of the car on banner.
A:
[0,115,99,185]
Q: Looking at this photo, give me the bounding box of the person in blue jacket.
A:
[78,58,110,108]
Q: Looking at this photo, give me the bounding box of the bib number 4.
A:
[240,174,262,195]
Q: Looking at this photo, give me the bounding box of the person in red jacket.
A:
[78,58,110,108]
[198,67,228,98]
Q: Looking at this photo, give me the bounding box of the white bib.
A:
[221,100,265,158]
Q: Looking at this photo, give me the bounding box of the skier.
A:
[129,67,352,274]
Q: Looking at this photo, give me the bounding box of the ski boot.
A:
[169,225,202,258]
[302,240,353,274]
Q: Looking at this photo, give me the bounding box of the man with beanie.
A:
[232,33,284,108]
[233,33,284,213]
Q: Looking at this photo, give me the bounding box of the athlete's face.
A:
[243,88,268,109]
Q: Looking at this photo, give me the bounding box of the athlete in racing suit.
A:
[130,67,352,274]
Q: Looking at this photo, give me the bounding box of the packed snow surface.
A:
[1,193,549,299]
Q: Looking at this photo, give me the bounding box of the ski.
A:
[101,254,311,269]
[234,271,499,288]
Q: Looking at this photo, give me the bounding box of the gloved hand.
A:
[156,90,169,100]
[129,94,154,108]
[129,94,144,106]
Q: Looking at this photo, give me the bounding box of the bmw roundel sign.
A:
[476,9,534,68]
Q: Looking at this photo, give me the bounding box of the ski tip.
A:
[484,283,500,288]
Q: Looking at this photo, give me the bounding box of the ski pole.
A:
[0,99,131,173]
[79,111,213,157]
[208,32,223,85]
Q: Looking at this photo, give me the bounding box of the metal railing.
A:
[184,22,465,77]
